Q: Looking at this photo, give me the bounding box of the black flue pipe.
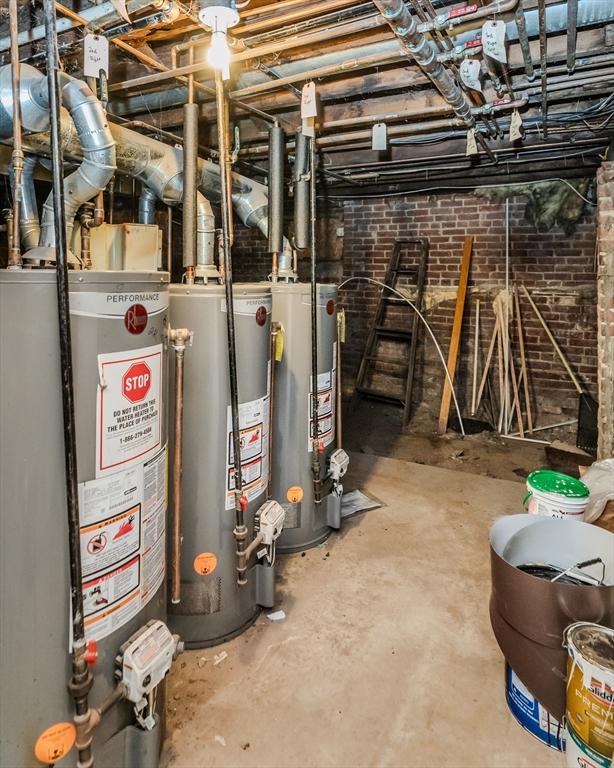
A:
[43,1,94,765]
[215,71,247,585]
[309,136,322,501]
[267,123,285,259]
[293,131,310,251]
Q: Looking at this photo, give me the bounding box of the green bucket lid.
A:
[527,470,590,498]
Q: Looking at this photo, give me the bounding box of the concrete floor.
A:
[162,453,561,768]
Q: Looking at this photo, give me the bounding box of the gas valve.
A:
[115,620,182,731]
[328,448,349,482]
[254,500,286,564]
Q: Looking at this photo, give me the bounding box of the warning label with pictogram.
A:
[307,342,337,452]
[96,345,162,477]
[78,446,167,642]
[225,395,269,510]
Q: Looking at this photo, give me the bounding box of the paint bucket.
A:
[565,622,614,760]
[505,665,565,750]
[565,724,612,768]
[523,470,589,520]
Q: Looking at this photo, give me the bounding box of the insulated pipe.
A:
[195,192,217,274]
[293,131,310,251]
[38,73,116,253]
[267,123,284,279]
[9,154,40,251]
[373,0,474,127]
[8,0,23,269]
[183,101,199,280]
[43,3,94,767]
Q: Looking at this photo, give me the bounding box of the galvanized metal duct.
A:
[37,73,116,253]
[0,63,269,256]
[138,185,157,224]
[9,154,40,250]
[373,0,473,125]
[0,0,159,53]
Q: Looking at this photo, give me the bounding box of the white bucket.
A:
[524,488,589,520]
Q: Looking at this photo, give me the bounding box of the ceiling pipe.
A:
[373,0,474,126]
[0,0,160,53]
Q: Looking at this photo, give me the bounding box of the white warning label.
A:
[96,344,163,477]
[226,395,269,510]
[308,343,337,452]
[78,446,167,642]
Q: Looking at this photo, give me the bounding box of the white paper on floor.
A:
[341,489,381,518]
[266,610,286,621]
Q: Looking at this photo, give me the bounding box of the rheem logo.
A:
[122,362,151,403]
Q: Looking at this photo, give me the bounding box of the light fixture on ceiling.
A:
[199,0,240,81]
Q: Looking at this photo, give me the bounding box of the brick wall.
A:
[596,163,614,457]
[340,193,598,422]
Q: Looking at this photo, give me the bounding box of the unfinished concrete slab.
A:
[162,453,561,768]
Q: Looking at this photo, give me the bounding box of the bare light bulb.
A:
[207,28,231,80]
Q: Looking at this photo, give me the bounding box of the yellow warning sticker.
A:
[275,324,285,362]
[194,552,218,576]
[34,722,76,765]
[337,310,346,344]
[287,486,304,504]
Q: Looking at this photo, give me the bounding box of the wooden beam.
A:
[438,236,473,435]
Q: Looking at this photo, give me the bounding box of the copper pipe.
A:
[234,0,358,35]
[537,0,548,138]
[5,209,14,254]
[267,323,280,498]
[92,190,105,227]
[336,315,343,450]
[166,205,173,273]
[169,328,192,605]
[8,0,23,269]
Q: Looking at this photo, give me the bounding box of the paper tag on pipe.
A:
[337,310,346,344]
[301,116,315,138]
[460,59,482,92]
[84,34,109,78]
[372,122,387,151]
[482,20,507,63]
[509,109,523,141]
[110,0,131,23]
[274,325,285,362]
[466,128,478,156]
[301,82,318,119]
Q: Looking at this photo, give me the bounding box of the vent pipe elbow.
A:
[9,154,40,250]
[38,74,116,253]
[139,186,157,224]
[196,192,216,269]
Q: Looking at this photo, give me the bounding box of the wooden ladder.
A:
[355,238,429,427]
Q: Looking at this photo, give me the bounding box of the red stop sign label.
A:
[122,362,151,403]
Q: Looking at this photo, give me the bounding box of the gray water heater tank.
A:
[0,270,170,768]
[270,283,340,553]
[168,283,276,648]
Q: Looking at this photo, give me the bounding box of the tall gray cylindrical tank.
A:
[168,283,275,647]
[0,270,169,768]
[270,283,339,553]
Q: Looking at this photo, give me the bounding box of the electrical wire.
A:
[323,177,597,205]
[337,276,466,436]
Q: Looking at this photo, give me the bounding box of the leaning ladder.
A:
[355,238,429,427]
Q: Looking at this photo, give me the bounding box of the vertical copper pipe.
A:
[336,318,343,449]
[537,0,548,138]
[171,341,186,604]
[267,324,279,498]
[8,0,23,268]
[166,205,173,273]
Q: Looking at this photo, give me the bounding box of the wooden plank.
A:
[437,236,473,435]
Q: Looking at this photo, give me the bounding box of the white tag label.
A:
[482,20,507,63]
[509,109,523,141]
[226,395,270,510]
[466,128,478,156]
[84,34,109,78]
[301,82,318,119]
[110,0,131,22]
[302,116,315,138]
[372,122,387,150]
[460,59,482,92]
